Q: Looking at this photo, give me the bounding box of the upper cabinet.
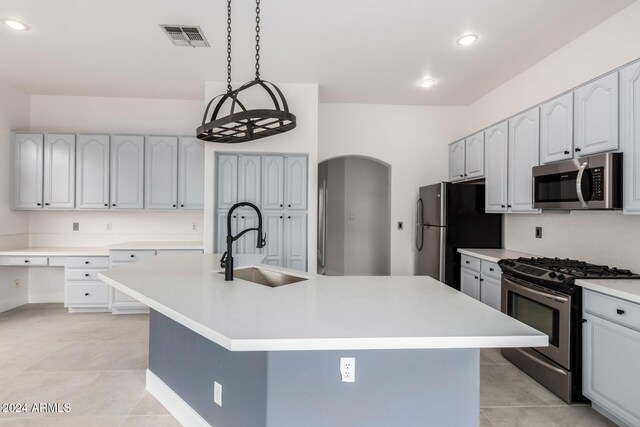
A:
[145,136,178,210]
[178,137,204,210]
[484,122,509,213]
[465,132,485,179]
[12,133,44,209]
[448,140,465,182]
[574,73,619,156]
[238,155,261,206]
[43,134,76,209]
[285,156,308,210]
[217,154,238,210]
[621,61,640,213]
[110,135,145,209]
[262,155,285,210]
[76,135,110,209]
[540,93,574,164]
[508,108,540,213]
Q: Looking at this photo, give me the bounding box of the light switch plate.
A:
[73,222,79,231]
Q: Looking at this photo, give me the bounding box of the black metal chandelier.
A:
[196,0,296,143]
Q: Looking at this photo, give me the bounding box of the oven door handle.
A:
[514,347,568,376]
[506,278,569,303]
[576,162,588,208]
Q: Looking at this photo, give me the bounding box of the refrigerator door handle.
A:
[439,226,446,282]
[416,198,424,251]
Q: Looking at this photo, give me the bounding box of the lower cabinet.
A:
[459,254,502,310]
[460,267,480,300]
[64,256,110,312]
[108,250,155,314]
[583,290,640,426]
[480,275,502,311]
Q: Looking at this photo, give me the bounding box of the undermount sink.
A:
[219,267,308,288]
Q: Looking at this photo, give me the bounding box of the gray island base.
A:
[149,310,480,427]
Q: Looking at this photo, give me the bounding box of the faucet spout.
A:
[222,202,265,281]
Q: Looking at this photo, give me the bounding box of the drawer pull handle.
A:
[617,309,625,315]
[85,274,90,277]
[465,261,470,264]
[489,268,494,271]
[24,260,29,263]
[84,293,90,296]
[474,276,479,280]
[130,255,135,258]
[85,261,90,265]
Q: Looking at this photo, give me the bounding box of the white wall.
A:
[319,103,467,275]
[0,82,30,311]
[28,95,205,247]
[203,83,319,273]
[464,2,640,272]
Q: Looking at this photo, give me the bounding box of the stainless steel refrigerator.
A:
[415,182,502,290]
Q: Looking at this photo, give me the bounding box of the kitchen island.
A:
[99,253,546,427]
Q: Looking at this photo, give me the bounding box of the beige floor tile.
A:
[121,414,182,427]
[480,410,495,426]
[482,406,617,427]
[0,416,125,426]
[480,348,509,365]
[0,341,70,373]
[481,364,565,407]
[129,393,169,415]
[27,341,148,372]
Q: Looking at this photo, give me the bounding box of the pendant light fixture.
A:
[196,0,296,143]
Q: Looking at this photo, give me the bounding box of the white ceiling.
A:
[0,0,634,105]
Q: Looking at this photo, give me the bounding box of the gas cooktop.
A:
[498,257,640,294]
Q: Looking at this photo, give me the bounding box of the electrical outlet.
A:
[106,223,112,232]
[397,221,404,230]
[213,381,223,406]
[535,227,542,239]
[14,279,20,289]
[340,357,355,383]
[73,222,79,231]
[192,223,198,232]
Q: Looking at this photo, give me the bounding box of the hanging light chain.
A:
[226,0,233,93]
[254,0,261,80]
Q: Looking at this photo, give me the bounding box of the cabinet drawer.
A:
[7,257,48,266]
[65,283,109,305]
[481,260,501,279]
[65,269,105,281]
[66,257,109,269]
[461,254,480,271]
[109,250,156,262]
[584,289,640,331]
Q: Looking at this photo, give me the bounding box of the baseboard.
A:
[28,293,64,303]
[592,401,635,427]
[0,295,28,313]
[146,369,211,427]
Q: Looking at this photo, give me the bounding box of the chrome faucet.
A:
[220,202,266,281]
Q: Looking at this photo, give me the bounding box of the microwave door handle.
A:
[576,162,588,208]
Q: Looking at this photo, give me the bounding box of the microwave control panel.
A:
[591,167,604,201]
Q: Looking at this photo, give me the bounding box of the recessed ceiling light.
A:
[2,18,29,31]
[456,34,478,46]
[418,78,436,89]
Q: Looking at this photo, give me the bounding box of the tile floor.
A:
[0,304,618,426]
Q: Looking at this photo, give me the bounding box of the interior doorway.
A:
[318,156,391,276]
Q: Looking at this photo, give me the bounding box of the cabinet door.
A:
[238,155,261,206]
[621,62,640,213]
[449,140,465,182]
[284,156,308,210]
[480,275,501,311]
[583,313,640,426]
[110,135,144,209]
[508,108,540,213]
[145,136,178,210]
[465,132,484,179]
[484,122,509,213]
[460,268,480,300]
[540,93,574,164]
[13,133,44,209]
[76,135,110,209]
[262,155,284,210]
[263,213,284,267]
[285,213,307,271]
[574,73,619,156]
[178,137,204,210]
[217,211,238,254]
[236,212,263,254]
[44,134,75,209]
[217,154,238,209]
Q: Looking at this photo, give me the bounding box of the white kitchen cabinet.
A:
[583,291,640,427]
[262,155,285,210]
[238,155,261,206]
[540,93,574,164]
[217,154,238,209]
[574,73,619,156]
[110,135,145,209]
[76,135,110,209]
[508,108,540,213]
[145,136,178,210]
[64,256,109,312]
[480,276,501,311]
[178,137,204,210]
[484,122,509,213]
[285,213,307,271]
[460,267,480,300]
[43,134,76,209]
[263,213,284,267]
[621,61,640,213]
[12,133,44,209]
[449,140,465,182]
[285,156,308,210]
[465,132,485,179]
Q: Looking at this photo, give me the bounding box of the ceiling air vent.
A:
[160,25,210,47]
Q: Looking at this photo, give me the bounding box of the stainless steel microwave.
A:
[532,152,622,210]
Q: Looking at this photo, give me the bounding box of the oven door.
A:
[501,275,572,369]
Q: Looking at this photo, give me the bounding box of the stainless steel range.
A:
[498,257,640,403]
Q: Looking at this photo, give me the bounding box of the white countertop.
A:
[577,279,640,305]
[99,254,547,352]
[0,241,203,257]
[458,248,539,263]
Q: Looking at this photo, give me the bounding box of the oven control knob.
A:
[557,274,565,281]
[548,272,556,278]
